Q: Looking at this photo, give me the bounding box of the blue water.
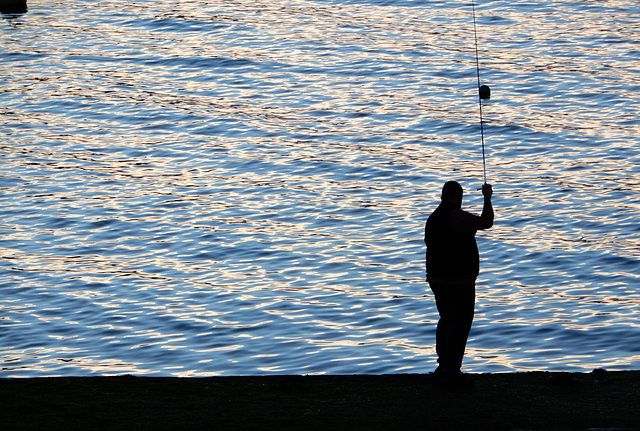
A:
[1,0,639,377]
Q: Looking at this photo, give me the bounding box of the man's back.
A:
[425,202,479,281]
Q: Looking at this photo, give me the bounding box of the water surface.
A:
[1,0,639,376]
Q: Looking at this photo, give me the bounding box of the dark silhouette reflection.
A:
[0,0,27,14]
[425,181,494,384]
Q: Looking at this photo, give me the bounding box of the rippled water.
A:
[1,0,639,377]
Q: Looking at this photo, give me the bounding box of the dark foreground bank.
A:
[1,371,639,430]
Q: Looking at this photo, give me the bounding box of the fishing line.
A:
[471,0,488,185]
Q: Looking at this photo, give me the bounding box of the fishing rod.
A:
[471,0,489,186]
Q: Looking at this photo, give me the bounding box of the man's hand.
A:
[481,183,493,198]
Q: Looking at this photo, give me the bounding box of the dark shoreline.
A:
[2,371,639,430]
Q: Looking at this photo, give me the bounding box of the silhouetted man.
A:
[425,181,493,381]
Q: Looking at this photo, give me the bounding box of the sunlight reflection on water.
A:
[1,0,639,376]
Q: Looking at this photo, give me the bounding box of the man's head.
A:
[441,181,463,207]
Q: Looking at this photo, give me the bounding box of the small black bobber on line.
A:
[479,84,491,100]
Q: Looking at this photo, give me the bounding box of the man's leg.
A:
[430,283,451,372]
[446,283,475,373]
